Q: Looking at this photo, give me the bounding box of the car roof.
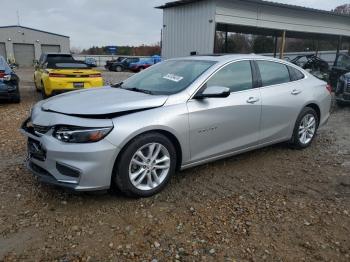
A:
[172,54,283,63]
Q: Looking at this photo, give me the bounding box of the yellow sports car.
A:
[34,53,104,98]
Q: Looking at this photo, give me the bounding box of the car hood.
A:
[41,87,168,116]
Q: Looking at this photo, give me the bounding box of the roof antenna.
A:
[17,10,20,26]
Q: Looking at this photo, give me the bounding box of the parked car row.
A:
[105,56,162,72]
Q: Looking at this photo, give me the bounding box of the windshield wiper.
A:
[124,87,154,95]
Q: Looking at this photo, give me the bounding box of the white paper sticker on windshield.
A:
[163,73,184,82]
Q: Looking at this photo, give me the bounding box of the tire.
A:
[12,89,21,103]
[34,76,40,92]
[41,81,48,99]
[116,66,123,72]
[114,132,177,198]
[290,107,319,149]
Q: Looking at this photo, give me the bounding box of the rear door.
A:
[187,60,261,162]
[256,60,301,144]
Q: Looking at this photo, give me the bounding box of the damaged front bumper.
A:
[20,117,120,191]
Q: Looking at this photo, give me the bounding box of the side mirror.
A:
[195,86,230,99]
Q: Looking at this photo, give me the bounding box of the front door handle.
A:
[291,89,302,95]
[247,97,260,104]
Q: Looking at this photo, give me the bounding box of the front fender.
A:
[107,104,191,165]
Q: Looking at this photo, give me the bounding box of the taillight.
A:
[326,84,332,94]
[49,73,67,78]
[0,71,5,78]
[89,74,101,78]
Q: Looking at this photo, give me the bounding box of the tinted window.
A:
[288,66,305,81]
[257,61,290,86]
[206,61,253,92]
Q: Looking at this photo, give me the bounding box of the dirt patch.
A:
[0,68,349,261]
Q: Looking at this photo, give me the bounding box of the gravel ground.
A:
[0,68,349,262]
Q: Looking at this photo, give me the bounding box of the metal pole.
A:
[273,35,278,58]
[315,39,319,57]
[279,30,286,59]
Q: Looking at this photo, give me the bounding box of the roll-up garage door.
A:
[13,43,35,66]
[0,43,6,60]
[41,44,61,54]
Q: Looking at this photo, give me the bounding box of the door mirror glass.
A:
[195,86,230,99]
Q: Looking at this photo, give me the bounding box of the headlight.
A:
[53,126,113,143]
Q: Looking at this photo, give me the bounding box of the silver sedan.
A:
[21,55,332,197]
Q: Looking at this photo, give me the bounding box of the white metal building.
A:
[157,0,350,59]
[0,25,70,66]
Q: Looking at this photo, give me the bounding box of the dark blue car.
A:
[0,56,20,103]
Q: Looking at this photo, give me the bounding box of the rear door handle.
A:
[291,89,302,95]
[247,97,260,104]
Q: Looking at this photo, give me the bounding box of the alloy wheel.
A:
[298,114,316,145]
[129,143,171,191]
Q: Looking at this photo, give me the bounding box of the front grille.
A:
[33,125,51,135]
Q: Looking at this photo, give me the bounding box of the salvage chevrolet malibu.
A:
[21,55,332,197]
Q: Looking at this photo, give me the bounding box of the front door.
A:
[187,60,261,163]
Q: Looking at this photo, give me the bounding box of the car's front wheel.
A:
[114,132,177,197]
[290,107,319,149]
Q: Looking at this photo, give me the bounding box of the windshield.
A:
[120,60,215,95]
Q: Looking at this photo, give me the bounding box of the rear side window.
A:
[206,61,253,93]
[257,61,290,86]
[288,66,305,81]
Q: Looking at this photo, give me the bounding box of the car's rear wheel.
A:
[41,81,48,99]
[290,107,319,149]
[34,76,40,92]
[116,66,123,72]
[114,132,176,197]
[12,87,21,103]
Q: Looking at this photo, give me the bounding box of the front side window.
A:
[120,60,215,95]
[206,61,253,93]
[257,61,290,86]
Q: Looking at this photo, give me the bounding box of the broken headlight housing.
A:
[53,126,113,143]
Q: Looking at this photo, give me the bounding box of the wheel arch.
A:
[305,103,321,125]
[111,129,184,187]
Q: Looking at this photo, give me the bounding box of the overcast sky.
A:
[1,0,349,49]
